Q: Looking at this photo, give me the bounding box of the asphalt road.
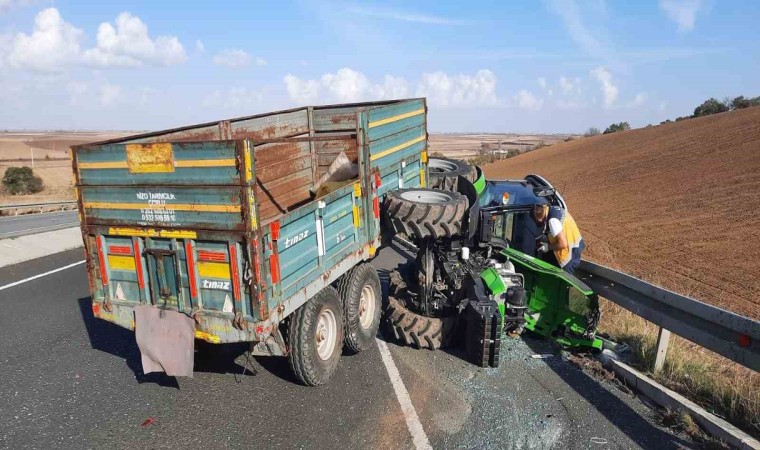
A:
[0,211,78,238]
[0,245,697,449]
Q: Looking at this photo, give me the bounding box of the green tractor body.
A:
[383,161,602,368]
[502,248,602,349]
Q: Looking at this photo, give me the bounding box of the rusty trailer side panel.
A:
[73,98,429,346]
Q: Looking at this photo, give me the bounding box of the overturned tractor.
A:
[381,159,601,367]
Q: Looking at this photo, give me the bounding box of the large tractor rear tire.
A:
[288,287,344,386]
[383,188,467,240]
[428,157,476,191]
[382,271,457,350]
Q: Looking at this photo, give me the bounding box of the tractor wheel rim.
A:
[428,158,458,173]
[359,284,376,330]
[315,309,337,361]
[399,190,452,204]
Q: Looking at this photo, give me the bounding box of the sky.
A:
[0,0,758,133]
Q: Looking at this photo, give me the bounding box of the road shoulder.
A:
[0,227,82,268]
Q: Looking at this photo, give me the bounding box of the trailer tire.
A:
[428,157,476,191]
[337,263,382,353]
[384,189,467,240]
[383,270,457,350]
[288,286,344,386]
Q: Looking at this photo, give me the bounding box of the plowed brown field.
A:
[486,107,760,320]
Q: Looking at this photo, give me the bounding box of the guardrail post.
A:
[653,327,671,373]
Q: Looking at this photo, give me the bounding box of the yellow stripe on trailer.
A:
[78,161,129,169]
[368,108,425,129]
[244,140,257,229]
[85,202,240,213]
[352,205,361,228]
[160,229,198,238]
[78,159,236,170]
[370,135,425,162]
[175,159,237,168]
[243,140,253,182]
[108,227,198,239]
[198,262,231,279]
[195,330,221,344]
[108,255,135,271]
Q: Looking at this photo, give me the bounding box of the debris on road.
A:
[140,417,156,428]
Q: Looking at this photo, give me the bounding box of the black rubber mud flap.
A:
[464,300,503,368]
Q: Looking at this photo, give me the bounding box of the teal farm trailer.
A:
[72,99,429,385]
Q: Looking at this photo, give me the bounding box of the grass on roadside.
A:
[657,408,730,449]
[599,300,760,439]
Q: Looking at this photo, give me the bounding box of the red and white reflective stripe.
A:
[269,221,281,284]
[197,250,227,262]
[229,243,241,302]
[133,239,145,289]
[252,240,262,286]
[185,241,198,298]
[269,253,281,284]
[373,172,381,219]
[108,245,132,255]
[95,236,108,286]
[252,239,265,306]
[270,221,280,240]
[373,195,380,219]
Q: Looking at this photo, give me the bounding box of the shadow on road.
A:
[77,297,254,387]
[521,336,694,449]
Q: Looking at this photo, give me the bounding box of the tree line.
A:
[584,94,759,136]
[666,95,760,123]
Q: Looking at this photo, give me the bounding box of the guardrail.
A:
[0,201,79,239]
[576,260,759,372]
[0,201,77,214]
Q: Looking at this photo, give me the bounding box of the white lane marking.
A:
[376,338,432,450]
[0,260,85,292]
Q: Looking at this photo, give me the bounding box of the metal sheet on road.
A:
[0,210,79,238]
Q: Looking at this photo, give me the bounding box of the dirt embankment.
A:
[485,107,760,319]
[0,131,132,204]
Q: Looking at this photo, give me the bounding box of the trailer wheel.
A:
[337,263,382,353]
[383,188,467,240]
[288,286,344,386]
[428,157,476,191]
[383,271,457,350]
